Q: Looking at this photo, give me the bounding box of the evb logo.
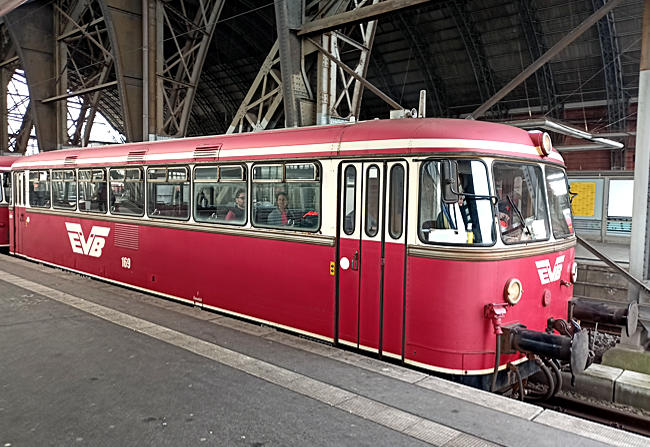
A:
[535,255,565,285]
[65,222,110,258]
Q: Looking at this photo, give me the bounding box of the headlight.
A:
[571,261,578,283]
[504,278,523,305]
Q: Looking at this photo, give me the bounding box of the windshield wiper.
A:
[507,195,532,236]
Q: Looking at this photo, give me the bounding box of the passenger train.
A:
[8,118,633,397]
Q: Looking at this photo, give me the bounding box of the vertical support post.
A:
[274,0,311,128]
[601,177,609,243]
[0,68,7,154]
[55,8,68,148]
[147,0,157,140]
[316,34,331,125]
[155,0,164,137]
[627,0,650,345]
[142,0,149,141]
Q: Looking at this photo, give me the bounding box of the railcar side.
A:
[12,118,626,395]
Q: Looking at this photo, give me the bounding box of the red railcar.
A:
[0,155,17,247]
[11,118,624,394]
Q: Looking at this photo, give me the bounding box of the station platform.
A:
[0,255,648,447]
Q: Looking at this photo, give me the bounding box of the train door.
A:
[11,171,25,254]
[337,161,408,356]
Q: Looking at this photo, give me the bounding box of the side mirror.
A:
[441,160,459,204]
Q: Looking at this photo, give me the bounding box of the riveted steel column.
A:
[629,0,650,308]
[142,0,157,140]
[0,68,8,153]
[6,2,58,151]
[274,0,312,127]
[100,0,143,142]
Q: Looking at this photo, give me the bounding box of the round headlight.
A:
[571,261,578,283]
[504,278,523,305]
[529,131,552,156]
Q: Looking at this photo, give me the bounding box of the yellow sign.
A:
[330,261,335,276]
[570,182,596,217]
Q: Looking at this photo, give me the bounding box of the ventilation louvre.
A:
[127,151,147,162]
[193,145,221,159]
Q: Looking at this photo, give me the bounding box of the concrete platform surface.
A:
[0,254,648,447]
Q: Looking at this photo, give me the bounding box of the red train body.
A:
[8,118,594,391]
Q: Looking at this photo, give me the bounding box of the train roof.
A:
[0,155,20,170]
[12,118,565,169]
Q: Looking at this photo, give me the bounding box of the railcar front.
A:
[0,156,16,247]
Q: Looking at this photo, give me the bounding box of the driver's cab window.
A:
[493,162,549,244]
[418,159,494,245]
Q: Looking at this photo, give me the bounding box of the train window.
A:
[78,169,107,213]
[286,163,316,181]
[253,164,282,181]
[388,165,405,239]
[28,170,51,208]
[493,162,549,244]
[365,165,380,237]
[147,166,190,220]
[220,165,244,181]
[252,162,320,231]
[52,170,77,210]
[110,168,144,216]
[545,166,574,239]
[193,165,247,225]
[419,159,494,245]
[0,173,9,205]
[343,165,356,235]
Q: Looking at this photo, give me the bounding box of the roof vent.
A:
[193,145,221,159]
[64,156,77,166]
[127,150,147,163]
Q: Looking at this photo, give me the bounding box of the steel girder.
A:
[6,2,58,151]
[229,0,385,133]
[592,0,627,169]
[100,0,143,142]
[275,0,313,128]
[227,41,283,133]
[393,11,448,117]
[449,0,502,117]
[157,0,225,137]
[517,0,558,118]
[53,0,118,147]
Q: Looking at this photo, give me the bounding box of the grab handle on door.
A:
[352,250,359,270]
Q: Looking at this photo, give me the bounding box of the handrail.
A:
[576,235,650,298]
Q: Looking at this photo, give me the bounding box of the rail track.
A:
[539,393,650,437]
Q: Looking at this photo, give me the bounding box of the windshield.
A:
[545,166,574,238]
[493,162,549,244]
[419,159,494,245]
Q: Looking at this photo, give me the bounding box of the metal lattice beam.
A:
[517,0,559,117]
[158,0,225,137]
[227,41,283,133]
[592,0,628,169]
[393,11,447,117]
[449,0,502,116]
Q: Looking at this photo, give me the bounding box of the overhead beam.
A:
[468,0,624,120]
[41,81,118,104]
[298,0,431,36]
[308,37,402,111]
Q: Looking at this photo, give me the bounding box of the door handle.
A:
[351,250,359,270]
